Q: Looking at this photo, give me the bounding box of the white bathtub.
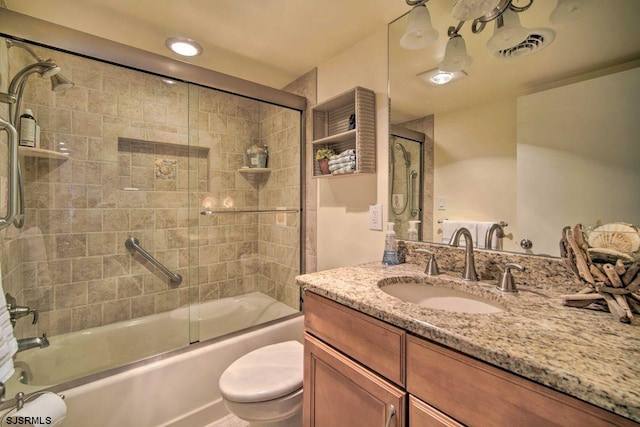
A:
[48,314,303,427]
[11,292,298,388]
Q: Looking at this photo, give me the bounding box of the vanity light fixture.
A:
[402,0,601,70]
[417,68,467,86]
[165,37,203,57]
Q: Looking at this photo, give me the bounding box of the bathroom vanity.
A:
[297,261,640,426]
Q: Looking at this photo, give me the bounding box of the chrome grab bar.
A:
[0,117,19,230]
[125,237,183,286]
[13,162,25,228]
[409,170,418,216]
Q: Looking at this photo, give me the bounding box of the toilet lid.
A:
[219,340,303,403]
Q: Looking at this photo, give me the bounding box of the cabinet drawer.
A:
[406,335,635,427]
[304,292,405,386]
[409,395,464,427]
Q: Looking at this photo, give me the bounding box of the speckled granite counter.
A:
[296,261,640,422]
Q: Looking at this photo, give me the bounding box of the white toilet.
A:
[219,340,304,427]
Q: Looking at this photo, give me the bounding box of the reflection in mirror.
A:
[389,1,640,256]
[389,125,426,240]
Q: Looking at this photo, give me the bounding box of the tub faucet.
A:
[5,293,38,327]
[449,227,478,281]
[16,334,49,353]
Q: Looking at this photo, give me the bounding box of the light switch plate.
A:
[438,197,446,211]
[369,204,383,230]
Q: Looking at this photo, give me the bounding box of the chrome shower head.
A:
[394,142,411,167]
[50,73,74,92]
[4,39,75,125]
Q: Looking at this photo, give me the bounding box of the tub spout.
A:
[16,334,49,353]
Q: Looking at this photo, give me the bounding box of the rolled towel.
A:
[329,159,355,172]
[331,162,356,175]
[328,155,356,167]
[329,149,356,161]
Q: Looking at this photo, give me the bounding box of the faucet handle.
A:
[497,263,525,292]
[415,249,440,276]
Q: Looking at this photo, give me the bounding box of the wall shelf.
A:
[311,86,376,178]
[18,146,69,160]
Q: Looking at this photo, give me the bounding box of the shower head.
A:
[4,39,75,125]
[50,73,74,92]
[6,38,74,91]
[394,142,411,167]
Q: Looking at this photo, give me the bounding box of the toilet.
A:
[219,340,304,426]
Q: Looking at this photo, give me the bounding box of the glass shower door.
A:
[187,85,302,344]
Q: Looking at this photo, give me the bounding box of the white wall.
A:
[316,28,389,270]
[517,66,640,256]
[433,98,518,251]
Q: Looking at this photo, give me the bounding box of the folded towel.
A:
[329,160,355,172]
[331,163,356,175]
[329,149,356,161]
[0,264,17,383]
[328,155,356,167]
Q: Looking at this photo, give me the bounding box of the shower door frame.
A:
[0,7,307,402]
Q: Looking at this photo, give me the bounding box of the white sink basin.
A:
[380,283,505,314]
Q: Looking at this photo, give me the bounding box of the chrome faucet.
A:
[449,227,478,281]
[485,223,505,250]
[16,334,49,353]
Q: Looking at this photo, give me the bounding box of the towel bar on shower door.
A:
[125,237,183,286]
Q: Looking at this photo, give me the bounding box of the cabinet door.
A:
[304,333,406,427]
[409,395,463,427]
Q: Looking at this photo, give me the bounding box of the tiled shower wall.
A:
[6,42,302,339]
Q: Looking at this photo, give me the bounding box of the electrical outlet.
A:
[369,204,383,230]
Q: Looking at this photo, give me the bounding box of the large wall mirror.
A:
[388,0,640,256]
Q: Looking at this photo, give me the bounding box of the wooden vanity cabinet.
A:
[304,334,405,427]
[303,292,636,427]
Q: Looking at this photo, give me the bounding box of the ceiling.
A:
[4,0,409,88]
[5,0,640,116]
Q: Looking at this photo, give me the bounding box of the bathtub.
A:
[33,314,303,427]
[11,291,298,389]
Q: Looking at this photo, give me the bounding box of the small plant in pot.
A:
[315,148,335,175]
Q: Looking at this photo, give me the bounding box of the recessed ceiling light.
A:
[417,68,468,86]
[165,37,203,57]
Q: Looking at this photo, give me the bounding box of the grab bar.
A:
[409,170,418,216]
[13,162,25,228]
[0,117,19,230]
[125,237,183,286]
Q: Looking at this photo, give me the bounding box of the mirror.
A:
[389,1,640,256]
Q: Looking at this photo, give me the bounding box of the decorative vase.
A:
[318,159,330,175]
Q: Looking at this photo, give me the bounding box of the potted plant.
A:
[315,148,335,175]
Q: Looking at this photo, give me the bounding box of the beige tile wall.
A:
[3,42,305,340]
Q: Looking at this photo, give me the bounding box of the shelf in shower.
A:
[18,147,70,160]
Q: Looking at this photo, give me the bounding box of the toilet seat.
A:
[219,340,303,403]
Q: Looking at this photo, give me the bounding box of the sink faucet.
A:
[449,227,478,281]
[16,334,49,353]
[485,223,505,250]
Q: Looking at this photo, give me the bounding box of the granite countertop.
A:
[296,262,640,422]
